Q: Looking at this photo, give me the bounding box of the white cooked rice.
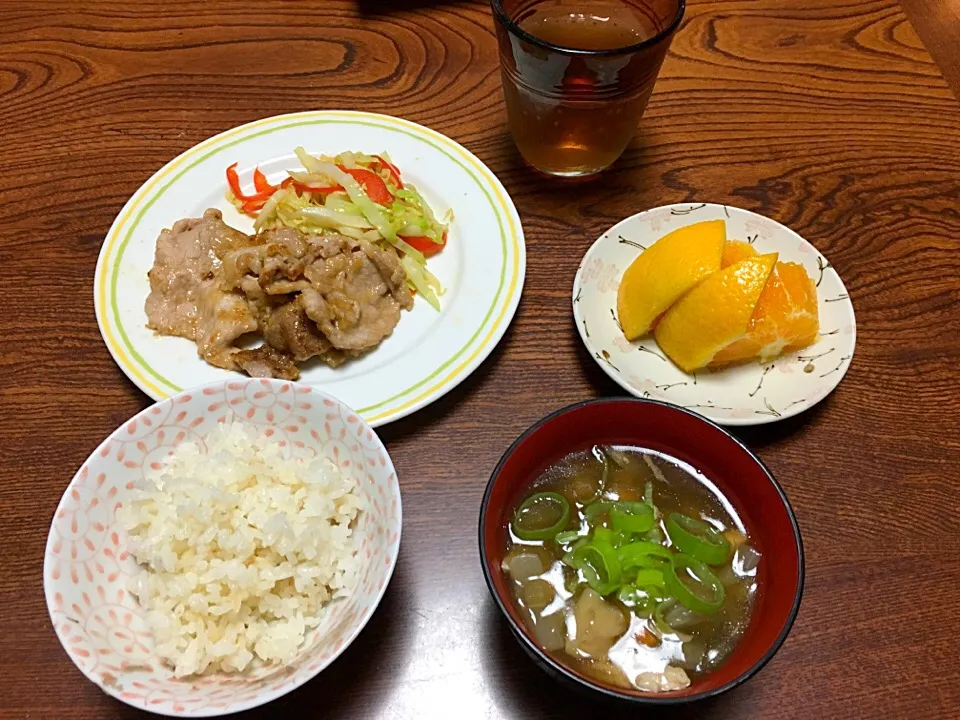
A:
[117,420,362,677]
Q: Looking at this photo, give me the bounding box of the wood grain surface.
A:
[2,0,959,718]
[900,0,960,98]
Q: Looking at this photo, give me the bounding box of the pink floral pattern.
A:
[44,379,402,716]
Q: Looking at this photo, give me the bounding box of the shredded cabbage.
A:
[294,147,326,175]
[393,186,444,244]
[288,205,372,229]
[253,188,289,232]
[401,255,440,311]
[313,161,408,245]
[246,147,449,310]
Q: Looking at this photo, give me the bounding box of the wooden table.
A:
[2,0,958,717]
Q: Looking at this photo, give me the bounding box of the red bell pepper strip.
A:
[400,230,447,257]
[253,168,276,194]
[230,161,395,210]
[283,168,389,200]
[227,163,275,205]
[281,176,339,195]
[236,187,274,205]
[340,166,393,204]
[374,155,403,188]
[226,163,252,200]
[241,199,267,214]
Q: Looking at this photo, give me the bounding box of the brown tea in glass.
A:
[492,0,685,176]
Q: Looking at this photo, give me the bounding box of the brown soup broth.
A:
[502,446,760,692]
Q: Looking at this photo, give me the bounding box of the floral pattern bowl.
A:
[572,203,856,425]
[44,378,402,716]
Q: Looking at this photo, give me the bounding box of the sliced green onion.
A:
[664,553,726,615]
[592,526,632,548]
[614,501,653,514]
[618,586,641,606]
[633,568,666,588]
[593,445,611,494]
[637,583,667,600]
[562,537,588,567]
[610,502,656,534]
[583,501,613,523]
[635,596,659,616]
[511,492,570,541]
[644,481,655,508]
[554,530,583,545]
[573,541,622,596]
[653,598,677,633]
[666,513,731,565]
[592,527,615,545]
[617,541,673,570]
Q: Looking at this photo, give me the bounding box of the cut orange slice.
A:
[617,220,725,340]
[720,239,758,267]
[654,253,778,373]
[711,252,819,367]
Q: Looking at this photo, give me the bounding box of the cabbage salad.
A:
[226,148,449,309]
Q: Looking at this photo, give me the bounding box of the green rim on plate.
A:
[95,111,525,426]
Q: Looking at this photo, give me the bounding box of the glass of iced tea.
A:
[492,0,684,176]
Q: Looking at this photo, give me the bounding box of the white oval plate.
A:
[95,111,525,427]
[573,203,856,425]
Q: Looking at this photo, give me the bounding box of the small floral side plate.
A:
[572,203,856,425]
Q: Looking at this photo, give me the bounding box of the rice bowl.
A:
[44,379,401,717]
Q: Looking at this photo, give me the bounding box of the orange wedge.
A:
[617,220,726,340]
[720,239,758,267]
[709,241,820,367]
[654,253,778,373]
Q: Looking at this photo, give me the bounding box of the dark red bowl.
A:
[479,398,803,704]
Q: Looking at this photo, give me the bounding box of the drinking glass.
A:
[491,0,685,176]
